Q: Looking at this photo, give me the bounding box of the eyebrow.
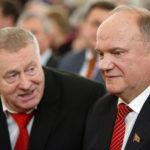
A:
[4,61,36,76]
[95,47,127,53]
[3,69,18,79]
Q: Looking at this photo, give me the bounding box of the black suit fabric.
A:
[0,67,105,150]
[83,93,150,150]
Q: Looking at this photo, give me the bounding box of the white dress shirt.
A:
[40,49,52,66]
[118,86,150,150]
[1,98,35,150]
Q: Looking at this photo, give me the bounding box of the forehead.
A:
[0,44,38,63]
[97,11,143,45]
[19,17,43,29]
[0,44,41,75]
[87,8,110,22]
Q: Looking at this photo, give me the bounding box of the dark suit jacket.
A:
[83,93,150,150]
[58,50,105,85]
[0,67,106,150]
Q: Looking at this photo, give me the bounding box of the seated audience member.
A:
[0,0,21,28]
[83,5,150,150]
[23,0,50,15]
[0,27,105,150]
[17,12,59,68]
[58,1,115,86]
[69,4,89,52]
[46,5,75,57]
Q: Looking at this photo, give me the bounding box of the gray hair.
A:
[0,27,40,57]
[17,11,51,35]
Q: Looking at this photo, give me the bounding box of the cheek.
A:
[34,71,44,86]
[121,61,143,84]
[0,83,17,97]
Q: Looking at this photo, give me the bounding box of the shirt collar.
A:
[1,96,37,116]
[85,49,94,61]
[118,86,150,114]
[40,48,52,66]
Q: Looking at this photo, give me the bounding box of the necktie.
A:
[86,56,97,78]
[10,111,34,150]
[109,104,132,150]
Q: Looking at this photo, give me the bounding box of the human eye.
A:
[26,65,36,75]
[98,51,104,59]
[5,72,18,83]
[95,49,104,58]
[112,50,124,56]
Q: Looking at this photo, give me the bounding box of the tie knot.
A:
[117,104,132,119]
[10,111,34,129]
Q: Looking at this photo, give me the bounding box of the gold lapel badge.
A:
[133,133,140,143]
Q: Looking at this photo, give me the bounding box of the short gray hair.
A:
[0,27,40,56]
[17,11,51,35]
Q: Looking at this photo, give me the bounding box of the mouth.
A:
[105,75,121,80]
[18,89,36,101]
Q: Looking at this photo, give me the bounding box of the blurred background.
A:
[0,0,150,85]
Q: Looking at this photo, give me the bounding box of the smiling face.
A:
[96,11,150,102]
[0,44,45,112]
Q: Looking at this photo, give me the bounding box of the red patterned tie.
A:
[109,104,132,150]
[10,111,34,150]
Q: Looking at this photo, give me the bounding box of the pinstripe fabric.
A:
[109,104,132,150]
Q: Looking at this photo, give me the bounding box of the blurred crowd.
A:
[0,0,150,85]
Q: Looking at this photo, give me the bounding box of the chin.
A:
[106,85,122,95]
[23,99,39,110]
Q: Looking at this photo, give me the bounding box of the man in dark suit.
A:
[17,11,59,68]
[83,5,150,150]
[58,1,115,86]
[0,27,105,150]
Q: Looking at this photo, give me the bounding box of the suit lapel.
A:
[125,95,150,150]
[0,100,12,150]
[73,50,86,73]
[98,95,118,149]
[28,67,62,150]
[86,94,118,150]
[28,96,60,150]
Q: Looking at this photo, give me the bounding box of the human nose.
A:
[100,55,114,71]
[18,74,31,90]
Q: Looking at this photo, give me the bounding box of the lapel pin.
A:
[133,133,140,143]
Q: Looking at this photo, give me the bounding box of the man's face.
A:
[96,12,150,101]
[84,8,110,50]
[0,44,45,112]
[18,17,50,54]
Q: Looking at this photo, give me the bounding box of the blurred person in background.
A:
[69,4,89,52]
[58,1,115,86]
[17,12,59,68]
[0,0,21,28]
[46,5,75,57]
[23,0,50,15]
